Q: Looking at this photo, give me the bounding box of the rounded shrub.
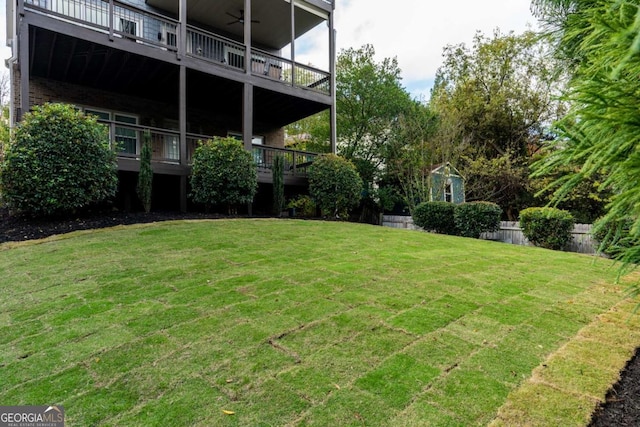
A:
[413,201,458,235]
[454,201,502,238]
[287,195,316,218]
[308,154,362,218]
[190,137,258,213]
[0,103,117,217]
[519,207,575,250]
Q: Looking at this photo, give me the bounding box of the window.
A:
[228,132,264,146]
[118,16,142,40]
[164,119,180,161]
[85,109,112,140]
[161,23,177,48]
[85,109,110,121]
[444,179,453,203]
[114,114,139,155]
[81,107,139,155]
[120,18,136,36]
[229,132,265,166]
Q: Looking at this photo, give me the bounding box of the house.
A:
[430,163,465,204]
[5,0,336,211]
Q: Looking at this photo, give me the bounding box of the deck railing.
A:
[251,48,293,85]
[23,0,331,95]
[186,25,246,70]
[252,145,317,177]
[99,121,181,163]
[102,125,315,178]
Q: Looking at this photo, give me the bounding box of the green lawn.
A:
[1,219,638,426]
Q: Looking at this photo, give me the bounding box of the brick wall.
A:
[25,77,284,147]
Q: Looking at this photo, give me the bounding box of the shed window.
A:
[444,180,453,203]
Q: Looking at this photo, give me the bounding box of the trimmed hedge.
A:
[0,103,117,217]
[190,137,257,213]
[519,207,575,250]
[413,201,458,235]
[454,202,502,238]
[308,154,362,219]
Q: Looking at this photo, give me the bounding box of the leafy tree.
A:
[285,111,331,154]
[137,130,153,213]
[334,45,413,222]
[430,30,565,219]
[0,103,117,216]
[0,105,9,165]
[462,152,531,220]
[531,0,640,296]
[308,154,362,219]
[385,101,441,215]
[190,137,257,213]
[530,165,610,224]
[336,44,413,167]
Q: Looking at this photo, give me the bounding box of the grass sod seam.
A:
[490,292,640,427]
[0,219,633,426]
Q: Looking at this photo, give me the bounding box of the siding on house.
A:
[7,0,336,211]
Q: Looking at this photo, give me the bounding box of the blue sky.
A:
[302,0,540,100]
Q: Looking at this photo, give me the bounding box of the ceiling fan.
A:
[226,10,260,25]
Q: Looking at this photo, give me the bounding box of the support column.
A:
[18,21,29,121]
[108,0,114,40]
[243,82,253,151]
[178,0,187,60]
[243,80,254,217]
[244,0,251,75]
[179,64,188,212]
[290,0,296,86]
[329,14,337,153]
[242,0,253,153]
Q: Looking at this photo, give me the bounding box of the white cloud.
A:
[0,0,539,100]
[332,0,538,99]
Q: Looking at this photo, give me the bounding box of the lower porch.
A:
[109,121,317,186]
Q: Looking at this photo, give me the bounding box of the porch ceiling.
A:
[145,0,325,50]
[29,27,328,132]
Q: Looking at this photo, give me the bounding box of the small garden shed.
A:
[430,163,465,204]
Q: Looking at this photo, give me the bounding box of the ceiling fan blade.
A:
[227,20,238,25]
[226,11,240,19]
[251,19,260,24]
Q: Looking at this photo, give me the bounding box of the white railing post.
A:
[108,0,114,41]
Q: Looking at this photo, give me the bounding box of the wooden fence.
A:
[381,215,596,255]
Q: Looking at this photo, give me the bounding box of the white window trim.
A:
[81,106,139,155]
[444,179,453,203]
[228,132,265,145]
[116,15,144,40]
[161,22,177,48]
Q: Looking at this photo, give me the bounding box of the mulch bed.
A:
[0,208,638,424]
[0,208,228,244]
[589,348,640,426]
